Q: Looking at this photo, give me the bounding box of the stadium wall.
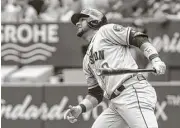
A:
[1,83,180,128]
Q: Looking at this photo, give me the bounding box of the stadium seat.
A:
[1,66,18,83]
[62,68,86,85]
[8,65,53,83]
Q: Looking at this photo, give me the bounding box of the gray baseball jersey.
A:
[83,23,138,99]
[83,23,158,128]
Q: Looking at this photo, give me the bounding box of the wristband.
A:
[79,104,86,113]
[151,57,161,63]
[149,54,159,61]
[79,99,93,113]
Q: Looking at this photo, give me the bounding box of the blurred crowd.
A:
[1,0,180,23]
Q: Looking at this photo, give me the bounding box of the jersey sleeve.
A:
[129,29,149,47]
[99,24,132,45]
[83,59,99,90]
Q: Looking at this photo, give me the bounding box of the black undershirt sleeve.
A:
[129,29,149,48]
[129,29,159,60]
[88,86,104,104]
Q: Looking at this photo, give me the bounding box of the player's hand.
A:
[64,105,82,123]
[151,57,166,75]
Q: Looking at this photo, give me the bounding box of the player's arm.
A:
[79,85,103,113]
[64,64,103,123]
[64,85,103,123]
[64,86,103,123]
[99,24,131,45]
[79,64,103,112]
[129,30,166,74]
[77,60,104,112]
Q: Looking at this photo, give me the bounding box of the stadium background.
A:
[1,0,180,128]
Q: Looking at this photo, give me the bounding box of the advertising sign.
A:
[1,86,43,128]
[1,84,180,128]
[1,23,84,67]
[1,21,180,67]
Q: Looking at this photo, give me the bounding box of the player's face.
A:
[76,17,90,37]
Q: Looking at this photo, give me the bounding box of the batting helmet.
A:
[71,8,108,29]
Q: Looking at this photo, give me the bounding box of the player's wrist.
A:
[151,57,161,63]
[79,99,94,113]
[76,105,83,114]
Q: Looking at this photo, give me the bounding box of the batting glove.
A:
[151,57,166,75]
[64,105,82,123]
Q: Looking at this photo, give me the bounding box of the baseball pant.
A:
[91,78,158,128]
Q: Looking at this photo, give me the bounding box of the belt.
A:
[109,74,146,100]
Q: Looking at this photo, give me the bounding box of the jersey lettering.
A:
[101,62,109,68]
[101,62,110,80]
[89,50,105,64]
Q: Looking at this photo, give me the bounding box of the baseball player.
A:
[64,8,166,128]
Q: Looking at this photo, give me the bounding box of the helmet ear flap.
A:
[87,15,107,29]
[87,17,101,29]
[89,20,100,28]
